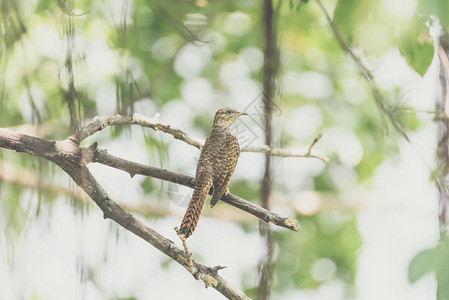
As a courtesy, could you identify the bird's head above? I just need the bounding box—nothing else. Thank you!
[213,107,247,128]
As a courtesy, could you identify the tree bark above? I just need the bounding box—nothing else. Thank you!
[437,31,449,236]
[436,30,449,300]
[258,0,279,298]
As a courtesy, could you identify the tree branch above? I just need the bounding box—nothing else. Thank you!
[0,125,300,231]
[315,0,409,141]
[1,107,313,296]
[92,147,300,231]
[0,159,261,223]
[259,0,278,297]
[0,127,251,299]
[69,113,328,161]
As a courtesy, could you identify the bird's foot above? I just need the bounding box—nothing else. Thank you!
[225,187,230,195]
[174,226,194,273]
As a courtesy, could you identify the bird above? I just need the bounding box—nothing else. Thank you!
[176,107,246,241]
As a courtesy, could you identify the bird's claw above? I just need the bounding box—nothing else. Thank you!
[174,226,194,273]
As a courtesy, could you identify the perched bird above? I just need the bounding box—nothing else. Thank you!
[176,107,246,241]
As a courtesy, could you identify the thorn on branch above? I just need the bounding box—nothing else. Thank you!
[306,133,323,155]
[125,215,133,229]
[163,240,173,253]
[207,265,227,275]
[193,270,201,280]
[89,141,99,150]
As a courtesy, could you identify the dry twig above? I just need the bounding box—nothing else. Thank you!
[70,113,328,161]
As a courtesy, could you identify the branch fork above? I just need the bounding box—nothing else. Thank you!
[0,111,326,299]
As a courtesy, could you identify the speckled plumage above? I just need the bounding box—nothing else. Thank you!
[177,108,245,239]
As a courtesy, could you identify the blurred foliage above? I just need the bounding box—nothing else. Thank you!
[0,0,439,298]
[333,0,438,76]
[417,0,449,28]
[275,212,361,290]
[409,236,449,298]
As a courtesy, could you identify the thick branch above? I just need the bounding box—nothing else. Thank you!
[92,148,300,231]
[0,126,300,232]
[0,160,258,223]
[0,127,250,299]
[0,159,88,200]
[68,166,249,299]
[70,113,328,161]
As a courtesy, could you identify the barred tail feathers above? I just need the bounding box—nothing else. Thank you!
[178,179,212,239]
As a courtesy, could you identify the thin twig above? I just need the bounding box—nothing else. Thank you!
[306,133,322,155]
[315,0,409,141]
[70,113,328,161]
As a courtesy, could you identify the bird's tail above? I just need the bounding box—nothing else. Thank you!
[177,178,212,239]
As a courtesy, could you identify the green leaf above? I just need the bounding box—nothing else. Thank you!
[141,177,156,194]
[408,247,437,282]
[398,17,433,76]
[409,238,449,285]
[333,0,359,41]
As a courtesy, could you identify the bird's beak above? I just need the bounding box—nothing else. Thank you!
[237,112,247,116]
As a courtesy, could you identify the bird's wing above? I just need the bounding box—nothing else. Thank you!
[210,138,240,208]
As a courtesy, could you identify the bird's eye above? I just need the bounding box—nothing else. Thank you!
[226,110,232,114]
